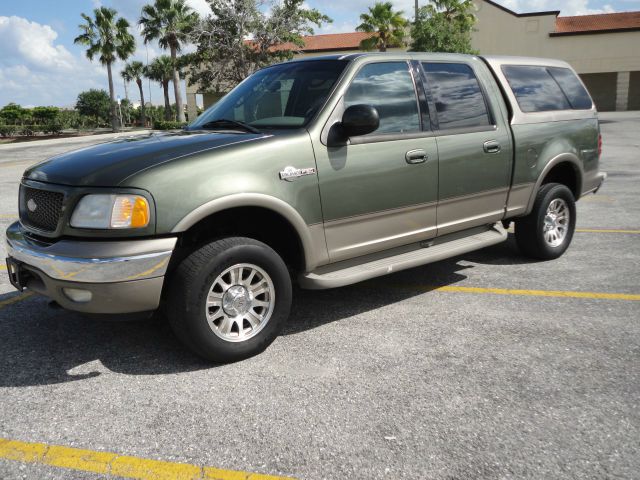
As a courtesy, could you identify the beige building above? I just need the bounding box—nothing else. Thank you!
[186,0,640,117]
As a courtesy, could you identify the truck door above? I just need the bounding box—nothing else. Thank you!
[420,61,512,236]
[312,61,439,262]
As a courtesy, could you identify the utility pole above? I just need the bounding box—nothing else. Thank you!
[415,0,419,23]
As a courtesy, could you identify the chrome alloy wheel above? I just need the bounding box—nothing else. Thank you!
[205,263,275,342]
[543,198,570,247]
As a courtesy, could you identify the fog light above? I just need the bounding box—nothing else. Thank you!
[63,288,93,303]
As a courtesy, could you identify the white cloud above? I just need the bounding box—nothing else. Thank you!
[0,16,76,71]
[0,15,126,107]
[0,12,180,108]
[317,20,358,34]
[185,0,211,17]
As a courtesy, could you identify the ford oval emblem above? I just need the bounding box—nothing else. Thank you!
[27,198,38,212]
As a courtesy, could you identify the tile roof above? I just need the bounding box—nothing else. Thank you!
[554,11,640,35]
[274,32,375,52]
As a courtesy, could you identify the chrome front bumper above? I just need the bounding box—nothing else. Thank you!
[5,222,176,314]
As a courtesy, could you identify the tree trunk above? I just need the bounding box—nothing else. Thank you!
[162,80,172,121]
[106,62,119,132]
[137,79,146,127]
[170,45,185,123]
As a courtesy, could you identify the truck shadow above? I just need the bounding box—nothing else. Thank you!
[0,238,535,387]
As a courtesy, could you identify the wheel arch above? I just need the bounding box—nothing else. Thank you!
[171,194,327,272]
[526,154,583,214]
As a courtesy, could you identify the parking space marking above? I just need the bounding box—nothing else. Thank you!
[0,292,33,309]
[576,228,640,234]
[430,286,640,301]
[0,437,296,480]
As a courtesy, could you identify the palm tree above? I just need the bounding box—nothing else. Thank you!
[121,61,147,127]
[139,0,199,123]
[357,2,408,52]
[75,7,135,131]
[145,56,175,121]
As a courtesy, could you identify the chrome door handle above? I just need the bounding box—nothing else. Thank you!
[483,140,501,154]
[405,149,428,164]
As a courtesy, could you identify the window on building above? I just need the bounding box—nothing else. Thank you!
[344,62,420,135]
[422,62,492,130]
[502,65,575,112]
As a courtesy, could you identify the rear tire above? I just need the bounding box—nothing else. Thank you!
[167,237,292,362]
[515,183,576,260]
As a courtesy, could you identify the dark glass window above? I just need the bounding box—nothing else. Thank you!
[190,60,347,130]
[502,65,573,112]
[548,67,593,110]
[344,62,420,134]
[422,62,492,129]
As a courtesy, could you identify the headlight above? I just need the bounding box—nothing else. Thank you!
[70,194,150,229]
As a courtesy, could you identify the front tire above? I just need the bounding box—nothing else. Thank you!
[167,237,292,362]
[515,183,576,260]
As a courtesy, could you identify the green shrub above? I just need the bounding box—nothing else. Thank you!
[153,120,187,130]
[21,125,36,136]
[43,122,63,135]
[0,125,17,137]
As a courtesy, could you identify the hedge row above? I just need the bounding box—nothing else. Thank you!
[0,123,64,137]
[153,120,187,130]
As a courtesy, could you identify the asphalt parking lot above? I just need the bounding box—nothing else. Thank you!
[0,114,638,480]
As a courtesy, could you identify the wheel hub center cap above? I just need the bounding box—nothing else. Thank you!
[544,214,557,230]
[222,285,251,316]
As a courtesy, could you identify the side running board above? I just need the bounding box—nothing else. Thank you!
[299,223,507,290]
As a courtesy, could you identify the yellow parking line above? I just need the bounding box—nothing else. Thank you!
[0,264,6,270]
[0,291,33,309]
[0,214,17,219]
[576,228,640,234]
[0,437,295,480]
[430,285,640,301]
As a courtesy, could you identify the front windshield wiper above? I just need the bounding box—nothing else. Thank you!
[195,119,262,134]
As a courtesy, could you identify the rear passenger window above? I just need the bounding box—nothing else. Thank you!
[547,67,593,110]
[344,62,420,134]
[502,65,576,112]
[422,63,492,130]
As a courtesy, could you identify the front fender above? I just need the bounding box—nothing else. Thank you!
[171,193,328,271]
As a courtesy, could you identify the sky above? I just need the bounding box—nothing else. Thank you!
[1,0,639,108]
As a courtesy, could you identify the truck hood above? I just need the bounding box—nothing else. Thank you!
[24,130,270,187]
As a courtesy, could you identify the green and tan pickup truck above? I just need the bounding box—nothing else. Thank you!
[6,53,606,361]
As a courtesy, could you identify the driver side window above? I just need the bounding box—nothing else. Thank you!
[344,62,420,135]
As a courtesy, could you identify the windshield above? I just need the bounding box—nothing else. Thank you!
[189,60,348,131]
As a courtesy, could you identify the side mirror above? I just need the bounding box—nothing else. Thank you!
[341,104,379,138]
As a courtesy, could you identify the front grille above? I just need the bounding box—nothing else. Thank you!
[20,186,64,232]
